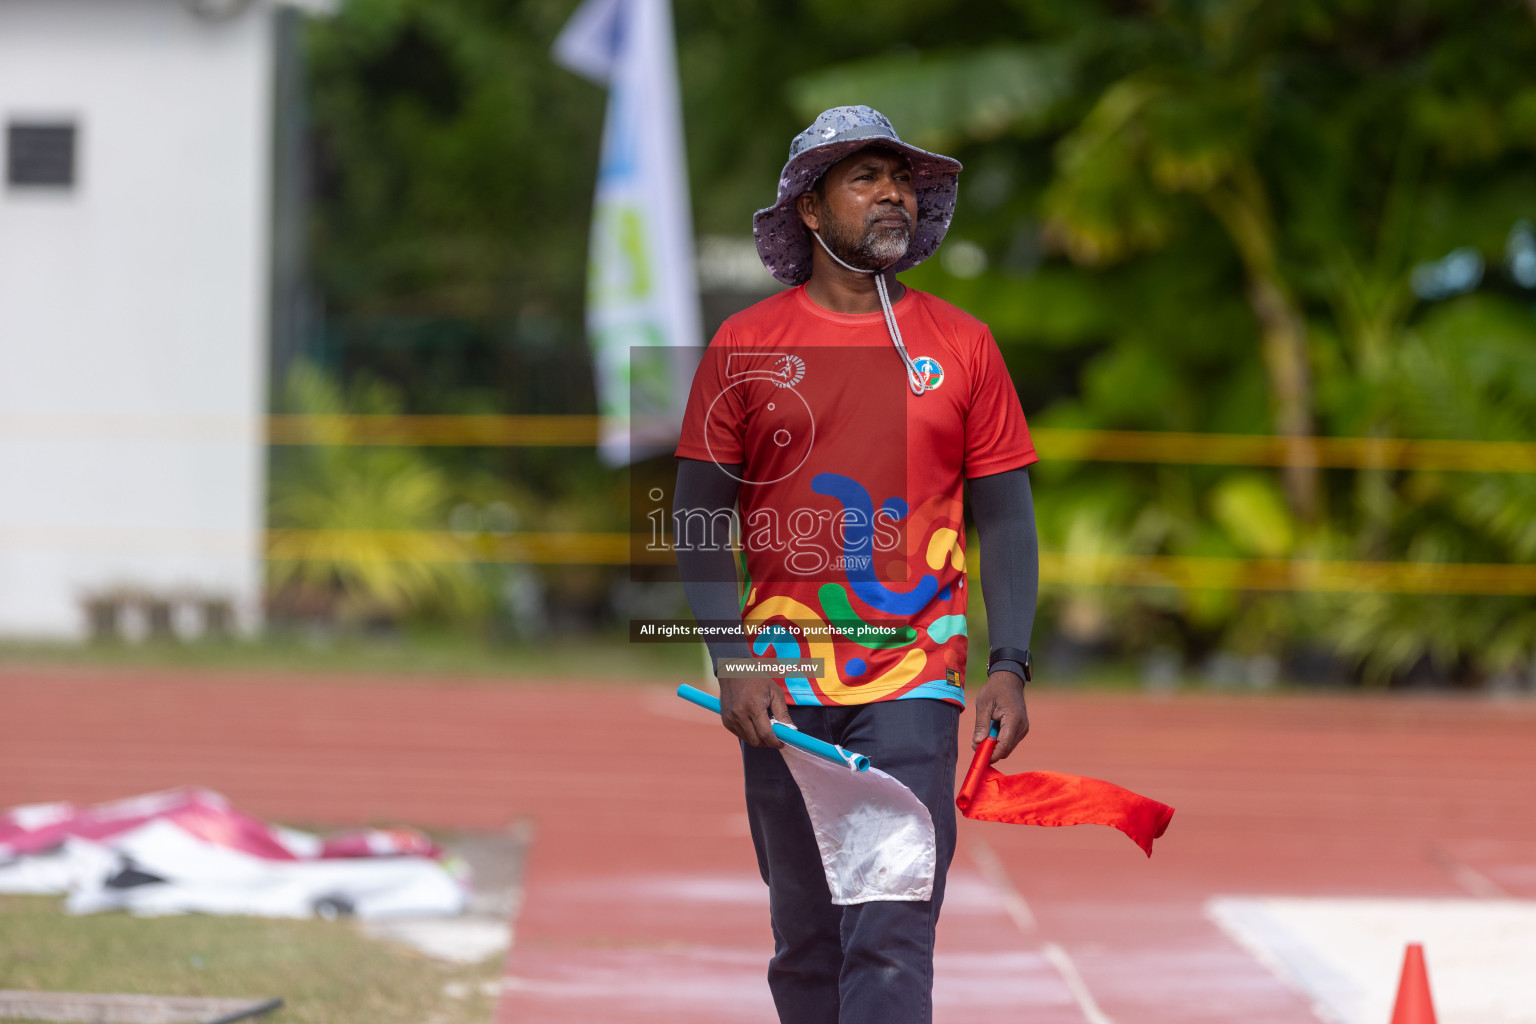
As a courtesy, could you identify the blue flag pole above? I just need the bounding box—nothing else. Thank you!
[676,684,870,772]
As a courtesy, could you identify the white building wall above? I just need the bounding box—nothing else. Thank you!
[0,0,274,636]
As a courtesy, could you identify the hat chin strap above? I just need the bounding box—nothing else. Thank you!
[811,230,927,396]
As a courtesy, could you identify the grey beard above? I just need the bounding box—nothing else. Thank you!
[822,211,912,271]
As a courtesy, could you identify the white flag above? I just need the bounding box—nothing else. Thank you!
[780,745,937,904]
[555,0,701,464]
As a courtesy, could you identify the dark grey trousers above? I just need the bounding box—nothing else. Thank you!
[741,698,961,1024]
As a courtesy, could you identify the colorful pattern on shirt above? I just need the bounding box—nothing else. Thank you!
[676,286,1036,707]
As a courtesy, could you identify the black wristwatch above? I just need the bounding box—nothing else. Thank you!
[987,646,1032,683]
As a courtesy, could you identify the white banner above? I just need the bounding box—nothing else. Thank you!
[555,0,701,464]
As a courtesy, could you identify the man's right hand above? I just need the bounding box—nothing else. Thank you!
[719,677,790,748]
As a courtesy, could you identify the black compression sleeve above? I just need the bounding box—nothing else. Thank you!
[672,457,752,667]
[970,467,1040,684]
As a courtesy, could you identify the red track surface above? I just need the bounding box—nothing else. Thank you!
[3,666,1534,1023]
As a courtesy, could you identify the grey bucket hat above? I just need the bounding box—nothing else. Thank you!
[753,105,963,287]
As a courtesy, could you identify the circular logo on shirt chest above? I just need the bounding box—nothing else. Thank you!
[912,356,944,391]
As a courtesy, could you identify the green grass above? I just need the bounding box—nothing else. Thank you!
[0,895,500,1024]
[0,629,704,684]
[0,626,1258,693]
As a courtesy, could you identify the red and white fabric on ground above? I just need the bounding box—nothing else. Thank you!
[0,788,465,919]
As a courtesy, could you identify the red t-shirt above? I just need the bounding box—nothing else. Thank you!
[675,284,1036,706]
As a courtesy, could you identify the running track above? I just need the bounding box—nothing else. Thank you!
[2,666,1534,1023]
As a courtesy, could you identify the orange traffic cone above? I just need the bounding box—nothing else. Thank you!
[1388,943,1437,1024]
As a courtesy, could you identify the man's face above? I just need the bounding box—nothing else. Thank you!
[798,147,917,272]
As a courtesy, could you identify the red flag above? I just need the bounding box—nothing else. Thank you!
[956,730,1175,857]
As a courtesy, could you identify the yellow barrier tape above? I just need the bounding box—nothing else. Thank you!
[1031,552,1536,595]
[267,414,602,447]
[265,529,661,566]
[7,415,1532,471]
[264,416,1536,472]
[262,530,1536,594]
[1030,428,1536,472]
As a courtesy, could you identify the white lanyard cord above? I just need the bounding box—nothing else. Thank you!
[811,230,927,396]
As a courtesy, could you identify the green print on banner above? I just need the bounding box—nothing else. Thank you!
[594,322,668,419]
[590,200,667,421]
[589,201,652,305]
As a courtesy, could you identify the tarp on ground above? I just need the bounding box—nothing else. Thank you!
[0,788,465,919]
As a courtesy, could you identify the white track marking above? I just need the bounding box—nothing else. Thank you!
[970,840,1113,1022]
[1209,895,1536,1024]
[967,836,1037,933]
[1429,845,1510,899]
[1043,942,1117,1024]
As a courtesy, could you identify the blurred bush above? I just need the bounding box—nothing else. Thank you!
[1325,295,1536,683]
[267,363,486,629]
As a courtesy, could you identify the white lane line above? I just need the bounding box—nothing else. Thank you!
[1043,942,1117,1024]
[968,836,1037,933]
[1429,844,1510,899]
[969,838,1114,1024]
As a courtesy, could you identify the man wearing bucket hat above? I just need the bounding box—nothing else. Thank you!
[673,105,1041,1023]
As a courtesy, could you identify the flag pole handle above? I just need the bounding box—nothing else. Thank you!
[956,721,1000,814]
[676,684,871,771]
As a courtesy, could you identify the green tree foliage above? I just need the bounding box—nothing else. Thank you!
[306,0,602,317]
[792,0,1536,682]
[1327,295,1536,683]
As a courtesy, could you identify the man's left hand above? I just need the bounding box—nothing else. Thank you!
[971,671,1029,763]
